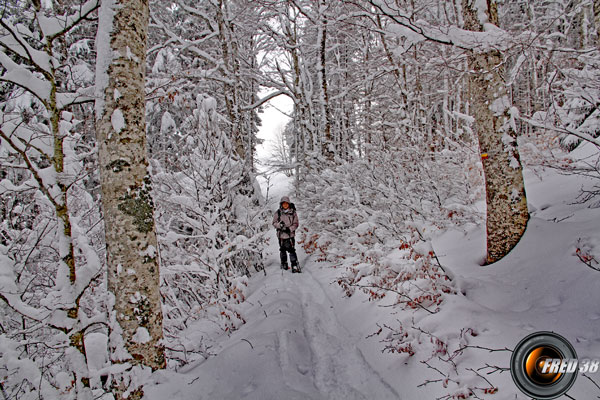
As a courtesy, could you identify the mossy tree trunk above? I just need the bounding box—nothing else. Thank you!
[95,0,165,397]
[462,0,530,264]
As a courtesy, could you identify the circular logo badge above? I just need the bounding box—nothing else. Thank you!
[511,332,578,399]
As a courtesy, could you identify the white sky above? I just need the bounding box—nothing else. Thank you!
[256,91,293,164]
[255,91,294,203]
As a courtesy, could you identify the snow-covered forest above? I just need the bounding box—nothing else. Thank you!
[0,0,599,399]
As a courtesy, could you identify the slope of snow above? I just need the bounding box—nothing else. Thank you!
[428,165,600,399]
[145,154,600,399]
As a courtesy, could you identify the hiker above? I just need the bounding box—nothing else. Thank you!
[273,196,300,273]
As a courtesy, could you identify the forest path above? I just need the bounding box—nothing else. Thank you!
[277,250,400,400]
[145,240,400,400]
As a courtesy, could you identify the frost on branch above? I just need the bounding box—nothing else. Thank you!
[299,144,481,311]
[0,1,109,398]
[150,93,267,367]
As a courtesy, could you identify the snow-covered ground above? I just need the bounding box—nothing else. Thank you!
[145,148,600,400]
[146,244,403,400]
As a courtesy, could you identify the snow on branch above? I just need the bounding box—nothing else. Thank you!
[174,0,216,28]
[520,114,600,148]
[0,127,59,208]
[0,19,53,74]
[368,0,529,53]
[149,10,221,69]
[240,90,291,111]
[56,89,96,110]
[0,251,67,328]
[37,0,100,41]
[0,51,51,104]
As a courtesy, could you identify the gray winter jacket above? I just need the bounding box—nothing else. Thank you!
[272,196,299,240]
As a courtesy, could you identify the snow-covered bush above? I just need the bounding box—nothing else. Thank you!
[151,96,268,367]
[297,139,486,393]
[299,142,482,308]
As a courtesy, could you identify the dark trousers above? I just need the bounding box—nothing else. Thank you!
[279,237,298,267]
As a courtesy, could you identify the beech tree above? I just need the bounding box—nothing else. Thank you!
[596,0,600,41]
[351,0,530,263]
[95,0,165,396]
[461,0,529,263]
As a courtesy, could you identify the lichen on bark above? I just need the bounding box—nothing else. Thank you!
[131,295,152,326]
[117,182,154,233]
[108,159,131,173]
[95,0,165,394]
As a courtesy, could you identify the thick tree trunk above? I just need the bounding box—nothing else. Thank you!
[95,0,165,396]
[595,0,600,44]
[462,0,529,264]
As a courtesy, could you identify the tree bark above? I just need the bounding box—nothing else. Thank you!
[95,0,165,396]
[595,0,600,45]
[318,0,333,160]
[462,0,529,264]
[216,0,244,159]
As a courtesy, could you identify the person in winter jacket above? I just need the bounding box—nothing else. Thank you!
[272,196,299,272]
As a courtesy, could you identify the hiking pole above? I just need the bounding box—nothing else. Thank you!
[277,235,284,277]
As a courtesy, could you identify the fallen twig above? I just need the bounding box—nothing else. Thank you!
[241,338,254,349]
[352,283,438,314]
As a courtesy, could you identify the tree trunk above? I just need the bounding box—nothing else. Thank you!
[595,0,600,44]
[95,0,165,396]
[216,0,244,160]
[462,0,529,264]
[318,1,333,160]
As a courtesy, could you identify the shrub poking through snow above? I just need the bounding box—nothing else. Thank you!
[574,237,600,272]
[335,227,454,314]
[371,321,505,399]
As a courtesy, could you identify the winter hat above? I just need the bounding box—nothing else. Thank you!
[280,196,291,205]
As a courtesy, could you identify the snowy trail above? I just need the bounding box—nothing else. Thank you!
[146,245,400,400]
[291,257,399,399]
